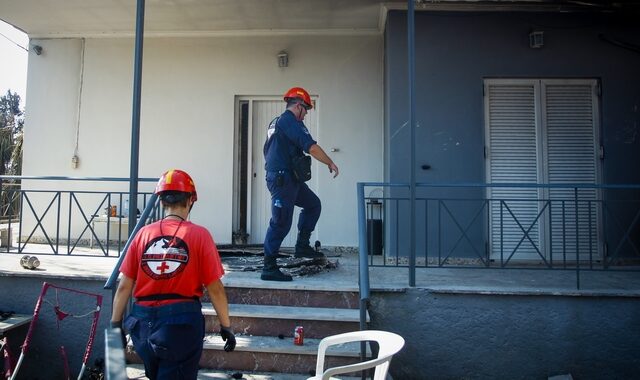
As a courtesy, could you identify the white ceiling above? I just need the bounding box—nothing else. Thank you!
[0,0,635,38]
[0,0,403,38]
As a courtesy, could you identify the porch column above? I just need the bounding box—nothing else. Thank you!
[128,0,145,235]
[408,0,416,286]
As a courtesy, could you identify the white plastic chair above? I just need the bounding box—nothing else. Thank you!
[307,330,405,380]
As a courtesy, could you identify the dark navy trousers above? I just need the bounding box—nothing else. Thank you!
[264,171,321,257]
[125,301,204,380]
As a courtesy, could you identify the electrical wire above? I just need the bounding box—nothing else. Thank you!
[599,33,640,54]
[0,30,27,52]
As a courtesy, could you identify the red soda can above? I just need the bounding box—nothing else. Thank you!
[294,326,304,345]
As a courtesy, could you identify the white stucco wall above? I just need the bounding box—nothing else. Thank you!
[22,34,383,246]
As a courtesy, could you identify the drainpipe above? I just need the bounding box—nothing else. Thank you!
[128,0,145,236]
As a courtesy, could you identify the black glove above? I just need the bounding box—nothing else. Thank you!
[110,320,127,349]
[219,325,236,352]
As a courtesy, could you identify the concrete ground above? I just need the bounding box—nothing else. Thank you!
[1,243,639,297]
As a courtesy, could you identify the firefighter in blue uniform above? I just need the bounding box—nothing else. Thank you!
[261,87,339,281]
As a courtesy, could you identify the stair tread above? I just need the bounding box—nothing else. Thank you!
[203,333,364,357]
[127,364,362,379]
[203,303,370,322]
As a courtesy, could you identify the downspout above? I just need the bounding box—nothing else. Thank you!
[128,0,145,236]
[72,38,85,169]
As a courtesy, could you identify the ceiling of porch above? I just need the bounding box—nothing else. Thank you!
[0,0,637,38]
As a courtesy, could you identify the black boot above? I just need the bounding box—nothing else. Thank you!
[294,230,325,259]
[261,256,292,281]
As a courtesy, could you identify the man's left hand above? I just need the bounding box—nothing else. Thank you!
[220,325,236,352]
[110,320,127,349]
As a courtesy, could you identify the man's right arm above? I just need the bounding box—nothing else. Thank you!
[111,275,134,323]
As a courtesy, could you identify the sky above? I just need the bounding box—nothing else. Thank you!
[0,20,29,104]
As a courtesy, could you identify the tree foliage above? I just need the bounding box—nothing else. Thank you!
[0,89,23,176]
[0,90,24,219]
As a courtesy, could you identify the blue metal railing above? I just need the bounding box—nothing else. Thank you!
[0,175,159,257]
[104,193,157,290]
[357,181,640,301]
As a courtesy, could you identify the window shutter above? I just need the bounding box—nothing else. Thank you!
[543,82,599,260]
[486,82,542,260]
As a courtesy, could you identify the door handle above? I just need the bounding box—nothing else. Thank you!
[421,164,431,170]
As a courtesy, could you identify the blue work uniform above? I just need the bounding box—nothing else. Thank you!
[263,109,321,257]
[125,301,204,379]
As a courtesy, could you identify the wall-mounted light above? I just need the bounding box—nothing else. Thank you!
[529,31,544,49]
[277,51,288,68]
[32,45,43,55]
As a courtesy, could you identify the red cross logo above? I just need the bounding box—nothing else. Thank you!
[156,261,170,274]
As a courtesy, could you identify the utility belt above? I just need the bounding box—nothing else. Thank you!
[132,296,202,319]
[266,169,290,175]
[136,293,200,302]
[267,155,311,184]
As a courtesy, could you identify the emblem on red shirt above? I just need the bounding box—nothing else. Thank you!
[141,236,189,280]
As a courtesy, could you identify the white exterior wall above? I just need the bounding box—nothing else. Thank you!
[22,34,383,246]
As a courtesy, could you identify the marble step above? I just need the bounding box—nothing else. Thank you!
[205,287,361,309]
[127,334,369,375]
[199,334,368,374]
[202,303,368,338]
[204,303,366,322]
[126,364,363,379]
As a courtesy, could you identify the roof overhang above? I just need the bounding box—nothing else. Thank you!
[1,0,636,39]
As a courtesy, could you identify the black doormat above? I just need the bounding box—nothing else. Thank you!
[218,245,339,277]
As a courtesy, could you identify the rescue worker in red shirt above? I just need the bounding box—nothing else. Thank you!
[110,169,235,379]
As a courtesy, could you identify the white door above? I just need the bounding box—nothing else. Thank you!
[245,98,319,247]
[484,79,601,261]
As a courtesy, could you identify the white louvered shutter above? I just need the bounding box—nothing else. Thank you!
[485,79,601,262]
[543,81,600,261]
[485,81,542,260]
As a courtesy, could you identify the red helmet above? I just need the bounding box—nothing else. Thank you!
[155,169,197,202]
[283,87,313,109]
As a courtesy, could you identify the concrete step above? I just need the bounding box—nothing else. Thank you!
[205,287,361,309]
[127,334,368,375]
[199,334,368,374]
[127,364,363,379]
[202,303,369,338]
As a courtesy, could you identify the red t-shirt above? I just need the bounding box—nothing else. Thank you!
[120,219,225,306]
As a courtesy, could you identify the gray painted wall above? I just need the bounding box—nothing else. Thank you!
[0,276,113,380]
[383,11,640,259]
[371,289,640,379]
[385,10,640,184]
[2,275,639,379]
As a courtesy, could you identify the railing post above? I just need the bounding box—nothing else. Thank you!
[357,183,370,303]
[357,182,370,380]
[574,187,580,289]
[18,191,23,253]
